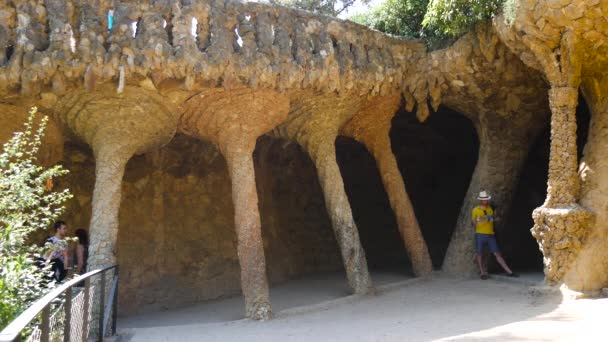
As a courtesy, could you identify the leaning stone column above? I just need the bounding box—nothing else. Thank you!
[341,95,432,276]
[273,93,372,294]
[179,89,289,320]
[531,87,593,284]
[443,116,534,275]
[308,140,373,293]
[55,86,179,271]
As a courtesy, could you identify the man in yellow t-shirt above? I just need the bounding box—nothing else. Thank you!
[473,191,518,280]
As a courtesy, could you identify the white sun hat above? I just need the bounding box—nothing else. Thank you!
[477,191,492,200]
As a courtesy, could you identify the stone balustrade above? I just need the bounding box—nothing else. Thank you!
[0,0,425,104]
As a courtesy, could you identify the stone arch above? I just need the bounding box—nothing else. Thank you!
[390,106,479,269]
[335,136,410,273]
[253,135,343,286]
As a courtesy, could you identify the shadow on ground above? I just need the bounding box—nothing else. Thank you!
[118,269,411,329]
[114,272,577,342]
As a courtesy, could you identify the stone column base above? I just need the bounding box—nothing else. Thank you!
[532,205,593,283]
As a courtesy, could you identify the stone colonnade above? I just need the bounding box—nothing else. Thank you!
[52,87,439,319]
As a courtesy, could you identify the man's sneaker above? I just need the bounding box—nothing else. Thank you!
[480,274,489,280]
[506,272,519,278]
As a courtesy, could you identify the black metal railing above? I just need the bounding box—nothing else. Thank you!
[0,265,119,342]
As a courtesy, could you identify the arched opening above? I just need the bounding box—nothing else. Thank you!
[254,136,349,311]
[390,107,479,269]
[117,134,241,315]
[335,136,411,279]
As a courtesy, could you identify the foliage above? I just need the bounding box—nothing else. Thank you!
[350,0,429,38]
[0,108,72,330]
[270,0,367,17]
[423,0,503,37]
[350,0,456,49]
[350,0,506,49]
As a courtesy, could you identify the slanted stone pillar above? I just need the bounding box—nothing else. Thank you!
[179,88,289,320]
[55,86,179,271]
[532,87,593,284]
[341,95,432,276]
[443,116,535,275]
[273,94,372,294]
[306,139,373,293]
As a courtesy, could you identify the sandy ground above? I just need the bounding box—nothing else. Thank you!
[117,272,608,342]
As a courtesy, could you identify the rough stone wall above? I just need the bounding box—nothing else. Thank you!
[0,103,63,166]
[57,135,342,315]
[564,75,608,292]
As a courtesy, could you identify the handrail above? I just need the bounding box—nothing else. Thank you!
[0,265,118,342]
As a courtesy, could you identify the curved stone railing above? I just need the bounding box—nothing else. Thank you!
[0,0,425,101]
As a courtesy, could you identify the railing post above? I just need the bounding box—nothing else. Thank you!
[98,272,106,341]
[40,305,50,342]
[111,266,119,336]
[82,278,91,342]
[63,288,72,342]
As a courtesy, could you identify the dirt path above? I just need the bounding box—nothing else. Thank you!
[118,274,607,341]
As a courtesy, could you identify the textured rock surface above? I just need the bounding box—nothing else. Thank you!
[564,75,608,292]
[0,103,63,166]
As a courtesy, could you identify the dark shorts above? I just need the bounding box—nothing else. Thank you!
[475,233,500,254]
